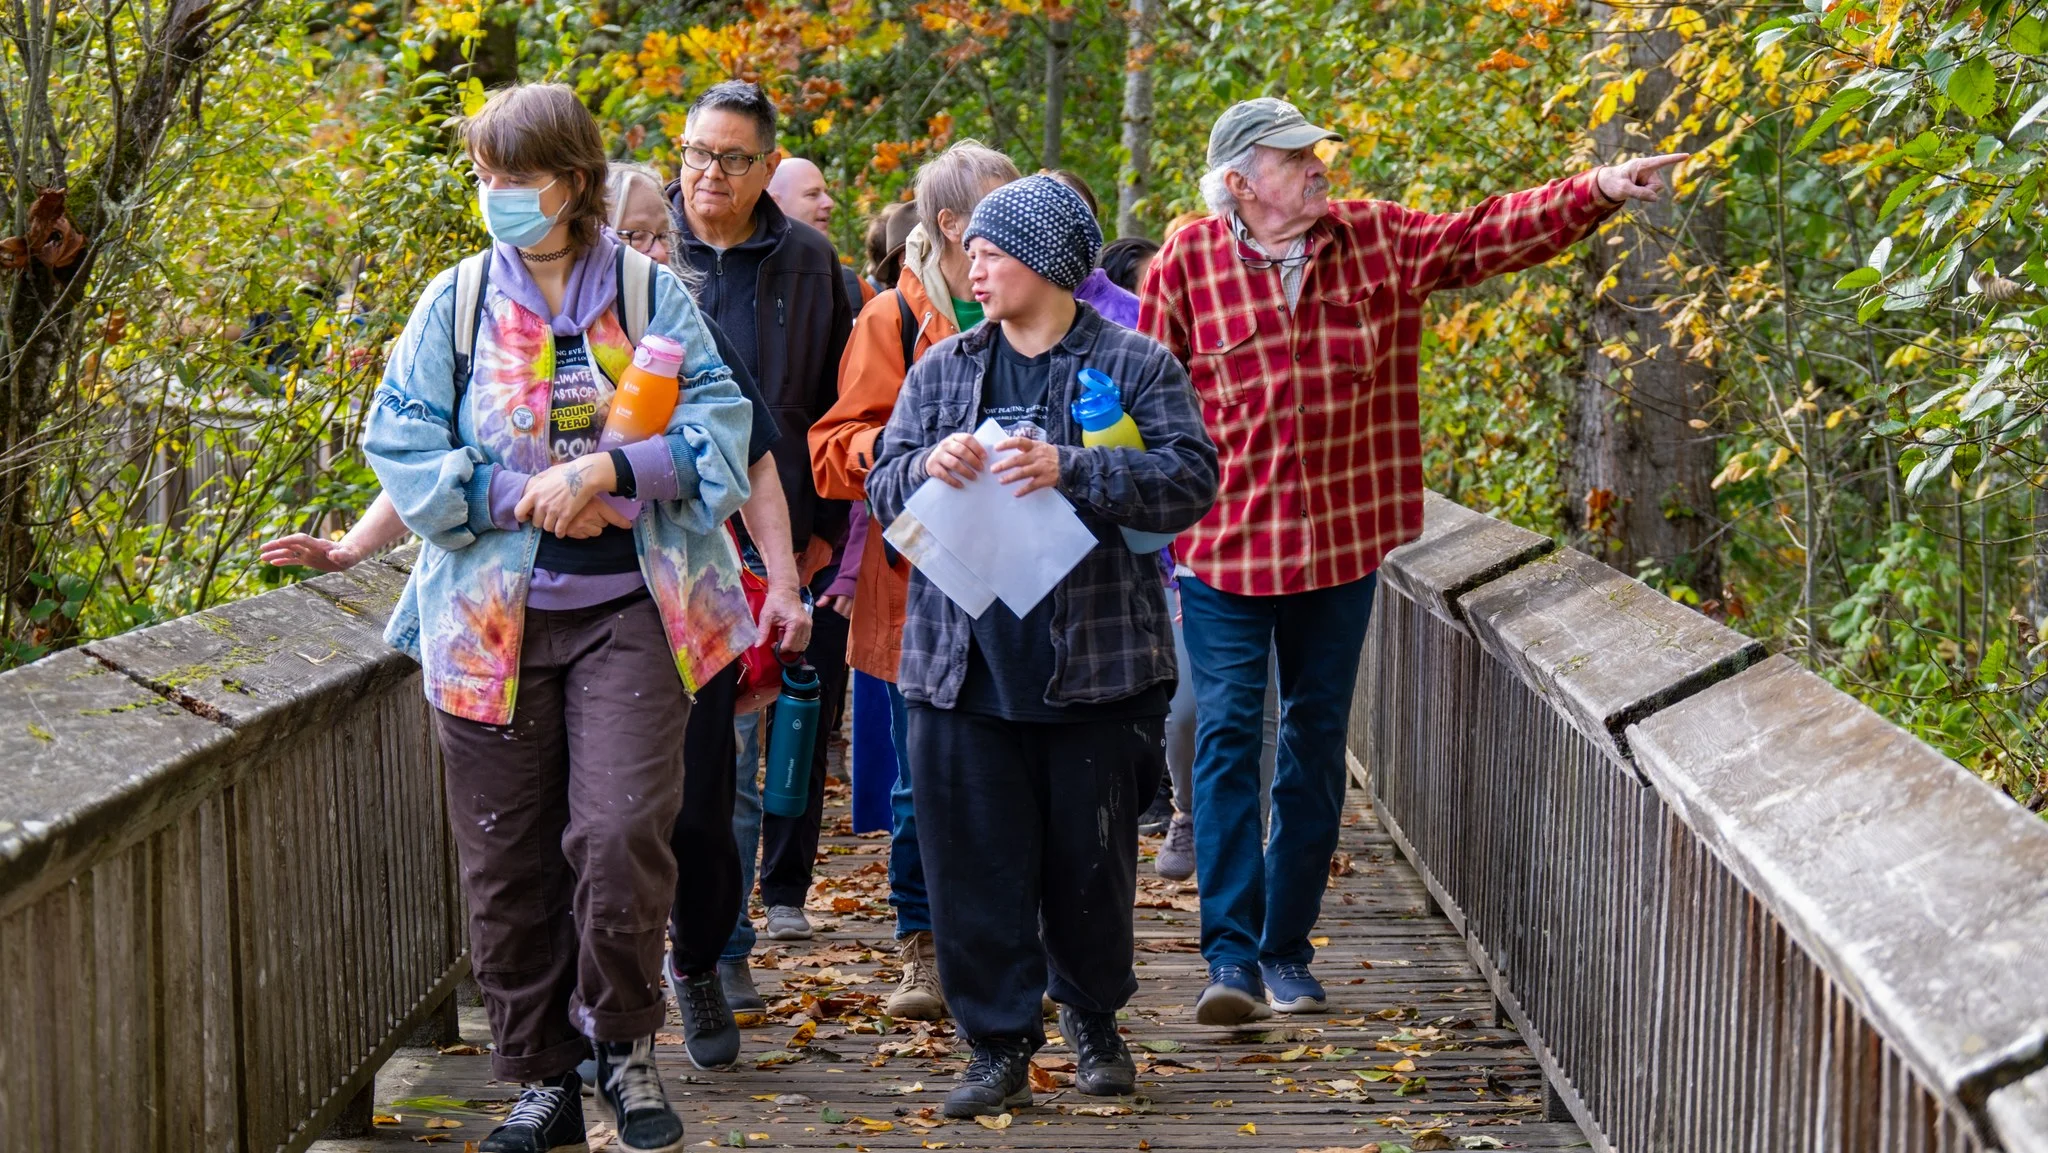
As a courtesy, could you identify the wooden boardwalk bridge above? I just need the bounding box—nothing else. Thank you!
[5,493,2047,1152]
[307,777,1590,1152]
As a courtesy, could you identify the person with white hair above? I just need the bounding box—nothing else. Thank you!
[1142,97,1687,1027]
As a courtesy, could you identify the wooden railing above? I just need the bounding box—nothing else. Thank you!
[1351,492,2048,1153]
[0,547,464,1151]
[7,490,2046,1150]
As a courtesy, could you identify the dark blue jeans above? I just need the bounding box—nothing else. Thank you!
[1178,572,1377,971]
[885,681,932,937]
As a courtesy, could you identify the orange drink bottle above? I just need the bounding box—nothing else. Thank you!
[595,333,685,519]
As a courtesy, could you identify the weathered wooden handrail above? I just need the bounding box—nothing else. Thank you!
[1351,492,2048,1152]
[0,548,464,1151]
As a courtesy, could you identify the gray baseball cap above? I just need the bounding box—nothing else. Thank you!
[1206,98,1342,168]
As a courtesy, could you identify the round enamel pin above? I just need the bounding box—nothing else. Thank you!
[512,405,536,431]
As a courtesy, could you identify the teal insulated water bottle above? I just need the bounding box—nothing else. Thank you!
[762,661,823,818]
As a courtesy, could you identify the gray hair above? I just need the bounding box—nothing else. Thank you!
[688,80,778,152]
[606,161,704,294]
[1199,144,1261,215]
[914,139,1021,247]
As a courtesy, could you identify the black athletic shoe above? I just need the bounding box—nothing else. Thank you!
[718,956,767,1013]
[594,1037,685,1153]
[1058,1005,1136,1096]
[1137,780,1174,836]
[668,955,740,1070]
[942,1037,1034,1118]
[479,1073,587,1152]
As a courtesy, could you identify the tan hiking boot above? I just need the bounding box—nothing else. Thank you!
[886,931,947,1020]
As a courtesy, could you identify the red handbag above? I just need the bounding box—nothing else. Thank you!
[732,527,786,714]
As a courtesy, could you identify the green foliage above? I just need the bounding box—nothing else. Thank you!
[10,0,2046,810]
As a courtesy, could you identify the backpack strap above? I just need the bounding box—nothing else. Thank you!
[894,289,917,369]
[616,244,656,347]
[449,249,492,447]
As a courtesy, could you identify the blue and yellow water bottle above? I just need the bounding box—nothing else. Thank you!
[1071,368,1177,553]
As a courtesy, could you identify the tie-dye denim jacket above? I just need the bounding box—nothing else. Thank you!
[364,261,758,725]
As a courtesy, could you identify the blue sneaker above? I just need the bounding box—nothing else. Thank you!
[1261,961,1327,1014]
[1195,962,1274,1025]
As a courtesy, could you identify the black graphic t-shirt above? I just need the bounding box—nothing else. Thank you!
[535,334,638,575]
[954,324,1168,723]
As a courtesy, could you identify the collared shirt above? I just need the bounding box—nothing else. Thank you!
[1229,213,1309,309]
[1141,172,1616,596]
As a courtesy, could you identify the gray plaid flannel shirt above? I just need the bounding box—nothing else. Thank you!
[866,304,1219,710]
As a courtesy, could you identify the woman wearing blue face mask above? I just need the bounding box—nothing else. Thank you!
[361,83,757,1153]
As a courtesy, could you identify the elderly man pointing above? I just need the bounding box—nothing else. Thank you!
[1141,97,1684,1025]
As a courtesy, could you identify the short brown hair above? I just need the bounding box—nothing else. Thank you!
[463,84,610,251]
[1043,169,1099,218]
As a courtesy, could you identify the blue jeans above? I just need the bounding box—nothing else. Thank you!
[885,682,932,937]
[1179,572,1377,971]
[722,710,764,962]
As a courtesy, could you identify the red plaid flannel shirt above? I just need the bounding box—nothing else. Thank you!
[1141,171,1616,596]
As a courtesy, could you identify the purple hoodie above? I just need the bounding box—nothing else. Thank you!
[1074,267,1140,329]
[485,235,684,609]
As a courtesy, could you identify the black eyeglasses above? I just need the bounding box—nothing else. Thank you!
[618,228,680,253]
[682,146,770,177]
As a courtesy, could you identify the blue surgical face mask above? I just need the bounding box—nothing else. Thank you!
[477,177,561,249]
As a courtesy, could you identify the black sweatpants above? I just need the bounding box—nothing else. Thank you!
[757,595,851,908]
[669,659,742,977]
[907,705,1165,1047]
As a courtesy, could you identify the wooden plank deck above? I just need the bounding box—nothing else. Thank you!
[314,737,1589,1153]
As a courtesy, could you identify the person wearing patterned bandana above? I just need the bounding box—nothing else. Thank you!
[865,174,1218,1119]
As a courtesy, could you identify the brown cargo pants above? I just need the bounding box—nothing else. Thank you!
[434,591,690,1083]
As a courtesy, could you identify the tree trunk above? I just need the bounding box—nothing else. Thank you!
[1042,14,1072,171]
[0,0,249,655]
[1116,0,1157,238]
[1565,16,1722,602]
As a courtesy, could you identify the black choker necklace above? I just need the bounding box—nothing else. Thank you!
[521,245,572,263]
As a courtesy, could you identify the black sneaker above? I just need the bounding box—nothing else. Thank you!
[667,954,740,1070]
[1138,779,1174,836]
[1058,1005,1136,1096]
[479,1073,587,1152]
[942,1037,1034,1118]
[718,956,766,1013]
[594,1037,685,1153]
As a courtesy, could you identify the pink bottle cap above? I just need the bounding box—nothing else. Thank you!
[634,333,685,377]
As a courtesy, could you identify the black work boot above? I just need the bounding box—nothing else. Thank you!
[942,1036,1034,1118]
[1059,1004,1137,1096]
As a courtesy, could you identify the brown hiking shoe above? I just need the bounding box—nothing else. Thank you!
[886,931,947,1020]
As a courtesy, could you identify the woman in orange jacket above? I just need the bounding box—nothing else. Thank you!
[809,140,1019,1021]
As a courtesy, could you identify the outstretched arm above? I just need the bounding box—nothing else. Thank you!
[1389,153,1689,297]
[260,490,411,572]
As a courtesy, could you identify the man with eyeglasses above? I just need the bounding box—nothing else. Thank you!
[1140,97,1687,1026]
[663,79,856,1047]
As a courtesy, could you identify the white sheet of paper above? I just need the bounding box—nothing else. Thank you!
[882,506,998,618]
[893,419,1100,617]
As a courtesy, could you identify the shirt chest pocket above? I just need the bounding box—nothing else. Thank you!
[1190,312,1264,408]
[918,398,974,438]
[1316,288,1380,380]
